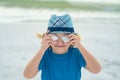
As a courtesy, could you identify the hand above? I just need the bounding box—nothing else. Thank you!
[41,31,52,50]
[68,34,81,48]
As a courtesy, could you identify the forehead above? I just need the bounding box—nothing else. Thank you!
[52,33,69,36]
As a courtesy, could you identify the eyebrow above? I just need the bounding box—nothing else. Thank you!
[52,33,57,35]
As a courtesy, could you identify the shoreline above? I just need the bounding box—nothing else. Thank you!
[0,7,120,23]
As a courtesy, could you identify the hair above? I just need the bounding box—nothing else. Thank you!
[35,33,44,39]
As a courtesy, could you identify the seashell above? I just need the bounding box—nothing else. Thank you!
[51,35,58,41]
[62,36,69,42]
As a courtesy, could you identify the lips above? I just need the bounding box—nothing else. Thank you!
[56,45,65,48]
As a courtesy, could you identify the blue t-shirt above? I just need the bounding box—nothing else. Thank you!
[38,47,86,80]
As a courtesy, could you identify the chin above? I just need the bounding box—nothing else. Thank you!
[51,45,69,53]
[55,47,68,54]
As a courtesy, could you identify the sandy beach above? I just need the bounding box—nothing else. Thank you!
[0,7,120,80]
[0,21,120,80]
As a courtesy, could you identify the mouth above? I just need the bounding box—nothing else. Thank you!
[56,45,65,48]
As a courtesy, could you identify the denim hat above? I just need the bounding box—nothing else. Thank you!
[47,14,75,34]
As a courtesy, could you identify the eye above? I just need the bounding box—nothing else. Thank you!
[51,35,58,41]
[62,36,69,42]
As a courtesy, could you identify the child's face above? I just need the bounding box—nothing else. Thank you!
[51,33,71,54]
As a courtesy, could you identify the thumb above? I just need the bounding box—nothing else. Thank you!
[68,41,74,46]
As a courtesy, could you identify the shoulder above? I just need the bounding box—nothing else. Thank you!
[42,48,52,58]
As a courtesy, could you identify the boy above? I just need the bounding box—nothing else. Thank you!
[23,14,101,80]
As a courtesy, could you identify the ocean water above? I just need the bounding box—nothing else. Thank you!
[0,7,120,80]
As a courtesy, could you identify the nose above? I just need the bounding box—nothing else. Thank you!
[57,38,64,45]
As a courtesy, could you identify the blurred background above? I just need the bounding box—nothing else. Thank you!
[0,0,120,80]
[0,0,120,22]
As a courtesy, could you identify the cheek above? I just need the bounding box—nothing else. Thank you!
[52,41,57,45]
[51,42,69,47]
[64,43,68,45]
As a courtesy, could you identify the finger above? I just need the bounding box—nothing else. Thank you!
[69,36,76,41]
[69,34,80,38]
[69,35,80,41]
[69,40,78,48]
[42,36,52,42]
[69,35,78,42]
[70,39,76,43]
[68,40,74,45]
[68,34,78,39]
[68,34,74,37]
[48,40,53,46]
[45,35,53,40]
[43,33,52,39]
[46,39,53,43]
[42,39,53,46]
